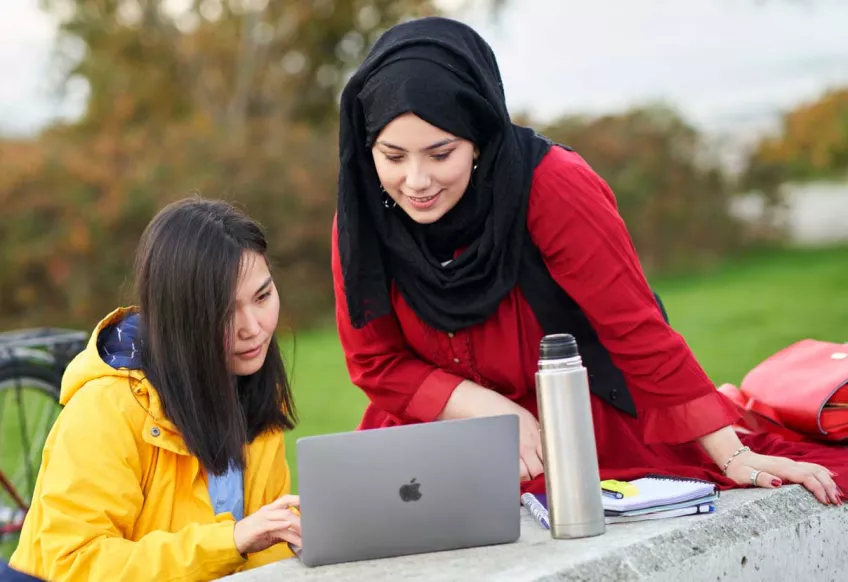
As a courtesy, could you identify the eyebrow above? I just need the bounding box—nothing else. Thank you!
[254,276,273,296]
[376,138,460,152]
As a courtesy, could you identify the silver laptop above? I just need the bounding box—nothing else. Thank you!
[295,414,520,567]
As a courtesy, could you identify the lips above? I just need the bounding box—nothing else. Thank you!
[406,189,443,210]
[408,193,438,202]
[236,344,263,358]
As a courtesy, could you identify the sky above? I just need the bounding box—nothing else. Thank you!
[2,0,848,141]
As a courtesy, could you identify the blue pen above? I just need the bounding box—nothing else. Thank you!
[602,490,624,500]
[521,493,550,530]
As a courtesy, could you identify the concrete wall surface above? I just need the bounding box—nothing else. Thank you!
[223,485,846,582]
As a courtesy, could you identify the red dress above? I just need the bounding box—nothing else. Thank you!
[331,146,848,493]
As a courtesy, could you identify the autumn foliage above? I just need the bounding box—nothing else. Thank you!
[538,106,741,273]
[0,119,340,329]
[4,1,839,331]
[742,87,848,199]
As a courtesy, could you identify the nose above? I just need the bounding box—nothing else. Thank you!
[237,308,261,340]
[405,162,431,191]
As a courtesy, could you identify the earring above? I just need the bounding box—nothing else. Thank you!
[381,186,397,209]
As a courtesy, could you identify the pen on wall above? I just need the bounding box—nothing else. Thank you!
[521,493,550,530]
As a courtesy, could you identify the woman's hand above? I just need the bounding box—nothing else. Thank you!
[439,380,544,482]
[725,452,843,505]
[233,495,302,556]
[699,426,843,505]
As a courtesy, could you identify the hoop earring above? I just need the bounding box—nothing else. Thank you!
[470,162,478,188]
[381,186,397,209]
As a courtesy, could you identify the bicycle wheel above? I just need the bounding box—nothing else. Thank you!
[0,358,63,554]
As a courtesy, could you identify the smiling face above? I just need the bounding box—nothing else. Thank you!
[371,113,477,225]
[226,250,280,376]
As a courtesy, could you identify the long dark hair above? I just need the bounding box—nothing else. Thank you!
[133,197,297,475]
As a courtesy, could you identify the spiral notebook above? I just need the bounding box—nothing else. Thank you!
[604,503,716,524]
[524,474,718,523]
[602,474,718,514]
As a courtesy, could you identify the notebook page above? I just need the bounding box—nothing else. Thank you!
[602,475,717,513]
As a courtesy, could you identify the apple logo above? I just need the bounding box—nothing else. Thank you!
[398,478,422,502]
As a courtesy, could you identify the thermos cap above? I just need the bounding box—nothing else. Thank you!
[539,333,579,360]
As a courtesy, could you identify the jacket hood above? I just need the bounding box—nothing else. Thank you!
[61,307,182,443]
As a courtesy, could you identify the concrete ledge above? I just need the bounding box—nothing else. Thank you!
[225,485,847,581]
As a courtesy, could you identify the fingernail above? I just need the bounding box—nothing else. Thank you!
[771,479,782,487]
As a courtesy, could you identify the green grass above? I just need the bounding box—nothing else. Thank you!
[1,244,846,561]
[651,244,848,387]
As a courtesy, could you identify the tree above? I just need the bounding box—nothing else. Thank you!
[2,0,476,329]
[40,0,450,137]
[742,87,848,190]
[539,105,742,272]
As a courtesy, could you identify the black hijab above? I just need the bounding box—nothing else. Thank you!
[337,16,552,332]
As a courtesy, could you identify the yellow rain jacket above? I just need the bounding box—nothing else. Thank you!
[10,307,295,581]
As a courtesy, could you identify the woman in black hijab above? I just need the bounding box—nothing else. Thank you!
[332,16,846,503]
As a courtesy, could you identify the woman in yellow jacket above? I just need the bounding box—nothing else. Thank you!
[10,197,302,581]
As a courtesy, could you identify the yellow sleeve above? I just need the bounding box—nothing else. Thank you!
[22,382,247,581]
[241,433,296,570]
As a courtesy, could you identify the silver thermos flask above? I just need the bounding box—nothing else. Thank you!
[535,333,606,539]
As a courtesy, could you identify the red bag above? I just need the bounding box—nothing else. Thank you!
[718,339,848,442]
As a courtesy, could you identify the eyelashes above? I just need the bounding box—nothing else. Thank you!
[384,150,454,163]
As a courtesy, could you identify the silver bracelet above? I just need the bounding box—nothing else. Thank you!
[721,445,751,475]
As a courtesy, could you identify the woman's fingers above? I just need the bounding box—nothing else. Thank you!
[265,508,301,523]
[534,429,545,467]
[752,469,781,489]
[773,464,830,504]
[812,470,842,505]
[802,472,831,505]
[265,519,301,536]
[270,495,300,510]
[802,464,843,505]
[519,458,530,482]
[280,529,303,548]
[521,445,544,480]
[776,462,841,505]
[734,455,844,506]
[522,415,544,479]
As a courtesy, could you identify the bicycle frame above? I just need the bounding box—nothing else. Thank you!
[0,471,27,536]
[0,328,88,367]
[0,327,87,542]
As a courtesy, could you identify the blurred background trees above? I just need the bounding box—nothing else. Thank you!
[2,0,446,327]
[1,0,846,330]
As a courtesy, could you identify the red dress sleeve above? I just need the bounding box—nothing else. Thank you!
[331,215,463,423]
[526,148,741,444]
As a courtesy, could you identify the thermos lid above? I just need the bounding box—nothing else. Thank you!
[539,333,579,360]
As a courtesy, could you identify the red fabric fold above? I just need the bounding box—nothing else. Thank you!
[404,368,465,423]
[639,389,743,445]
